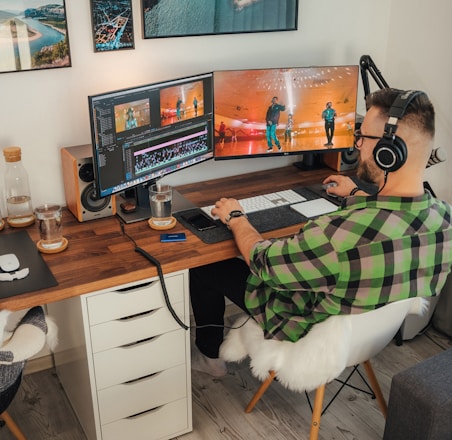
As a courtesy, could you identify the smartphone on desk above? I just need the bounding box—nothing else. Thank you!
[181,211,217,231]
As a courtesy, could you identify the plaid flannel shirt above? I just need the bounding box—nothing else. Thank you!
[245,192,452,342]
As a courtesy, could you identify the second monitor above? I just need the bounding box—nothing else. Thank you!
[213,65,359,165]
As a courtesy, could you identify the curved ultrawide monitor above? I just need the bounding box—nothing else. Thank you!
[88,72,214,200]
[213,65,359,160]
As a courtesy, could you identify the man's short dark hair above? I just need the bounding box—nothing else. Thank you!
[366,88,435,138]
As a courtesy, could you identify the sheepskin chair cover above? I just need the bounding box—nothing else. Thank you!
[220,298,427,394]
[220,313,352,393]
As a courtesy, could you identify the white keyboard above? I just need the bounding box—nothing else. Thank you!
[201,189,306,219]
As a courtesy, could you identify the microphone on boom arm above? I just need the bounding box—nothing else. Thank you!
[427,147,447,168]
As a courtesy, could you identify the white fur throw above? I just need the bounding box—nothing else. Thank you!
[220,298,427,393]
[220,313,352,393]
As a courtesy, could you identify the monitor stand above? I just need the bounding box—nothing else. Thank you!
[293,152,325,171]
[116,185,197,224]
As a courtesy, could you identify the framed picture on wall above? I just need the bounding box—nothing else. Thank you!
[0,0,71,74]
[90,0,134,52]
[142,0,298,39]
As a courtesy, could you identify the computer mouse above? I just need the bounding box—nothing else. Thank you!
[322,182,338,190]
[0,253,20,272]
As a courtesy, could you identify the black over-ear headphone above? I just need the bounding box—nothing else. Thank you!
[373,90,424,172]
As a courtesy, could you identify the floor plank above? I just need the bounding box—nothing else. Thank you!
[2,320,451,440]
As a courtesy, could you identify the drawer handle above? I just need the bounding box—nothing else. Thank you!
[116,280,156,293]
[127,404,163,419]
[118,308,159,321]
[120,334,160,348]
[124,370,161,385]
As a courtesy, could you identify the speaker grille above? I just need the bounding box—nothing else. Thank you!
[81,183,111,212]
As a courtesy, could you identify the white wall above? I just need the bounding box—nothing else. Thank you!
[2,0,449,216]
[383,0,452,202]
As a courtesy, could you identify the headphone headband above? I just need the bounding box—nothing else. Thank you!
[374,89,425,173]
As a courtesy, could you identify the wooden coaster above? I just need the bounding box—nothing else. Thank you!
[148,216,177,230]
[7,217,35,228]
[37,237,68,254]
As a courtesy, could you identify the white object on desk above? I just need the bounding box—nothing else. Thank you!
[0,268,29,282]
[0,253,20,272]
[290,198,338,218]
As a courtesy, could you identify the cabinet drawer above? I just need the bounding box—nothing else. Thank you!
[94,329,186,390]
[98,364,187,425]
[101,397,190,440]
[90,302,185,353]
[87,273,185,325]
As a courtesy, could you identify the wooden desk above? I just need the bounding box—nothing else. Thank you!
[1,165,341,440]
[0,165,336,311]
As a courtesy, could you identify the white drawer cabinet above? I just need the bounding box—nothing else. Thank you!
[48,270,192,440]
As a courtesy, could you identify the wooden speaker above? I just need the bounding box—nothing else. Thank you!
[61,144,116,222]
[323,149,359,172]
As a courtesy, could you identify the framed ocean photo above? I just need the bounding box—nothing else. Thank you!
[0,0,71,74]
[142,0,298,39]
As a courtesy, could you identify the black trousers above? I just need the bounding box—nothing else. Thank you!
[189,258,250,358]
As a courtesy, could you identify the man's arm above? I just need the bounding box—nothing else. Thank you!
[211,198,263,265]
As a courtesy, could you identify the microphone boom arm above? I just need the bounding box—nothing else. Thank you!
[360,55,390,97]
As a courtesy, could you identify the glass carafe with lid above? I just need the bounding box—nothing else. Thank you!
[3,146,35,227]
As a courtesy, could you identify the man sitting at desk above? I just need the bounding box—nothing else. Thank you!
[189,88,452,377]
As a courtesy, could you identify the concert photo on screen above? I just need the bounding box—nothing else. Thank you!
[213,65,359,160]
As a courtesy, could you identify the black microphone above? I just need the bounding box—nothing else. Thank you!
[427,147,447,168]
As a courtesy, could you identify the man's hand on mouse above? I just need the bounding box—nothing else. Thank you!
[322,175,358,198]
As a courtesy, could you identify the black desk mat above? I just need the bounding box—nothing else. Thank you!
[0,230,58,299]
[174,186,324,244]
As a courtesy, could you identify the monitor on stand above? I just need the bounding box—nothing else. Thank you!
[88,72,214,223]
[212,65,359,170]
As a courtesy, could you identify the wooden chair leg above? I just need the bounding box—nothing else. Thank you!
[0,411,26,440]
[362,360,388,418]
[309,384,325,440]
[245,370,277,413]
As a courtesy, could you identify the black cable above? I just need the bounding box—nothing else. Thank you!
[117,217,253,332]
[134,246,189,330]
[376,170,389,195]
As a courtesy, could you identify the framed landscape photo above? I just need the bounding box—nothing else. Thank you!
[0,0,71,74]
[142,0,298,39]
[90,0,134,52]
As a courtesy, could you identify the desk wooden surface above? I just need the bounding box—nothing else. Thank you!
[0,165,337,311]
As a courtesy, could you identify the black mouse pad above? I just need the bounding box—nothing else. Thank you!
[0,230,58,299]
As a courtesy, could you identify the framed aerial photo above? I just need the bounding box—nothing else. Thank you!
[0,0,71,74]
[90,0,134,52]
[142,0,298,39]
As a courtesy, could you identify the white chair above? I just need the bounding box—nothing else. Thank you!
[0,306,57,440]
[220,297,426,440]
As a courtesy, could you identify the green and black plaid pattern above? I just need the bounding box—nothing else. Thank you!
[245,193,452,342]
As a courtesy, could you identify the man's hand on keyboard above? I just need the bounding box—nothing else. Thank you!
[211,198,244,225]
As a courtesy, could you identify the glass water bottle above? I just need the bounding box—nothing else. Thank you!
[3,146,35,227]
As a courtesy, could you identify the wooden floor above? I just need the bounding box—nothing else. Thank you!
[3,311,451,440]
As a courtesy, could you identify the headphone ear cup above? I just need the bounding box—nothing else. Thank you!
[373,135,407,172]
